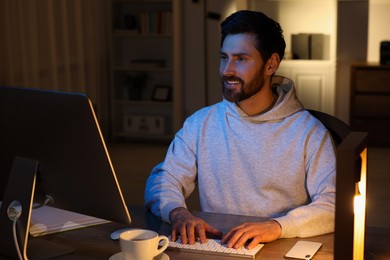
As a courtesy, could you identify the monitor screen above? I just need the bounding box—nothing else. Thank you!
[0,86,131,257]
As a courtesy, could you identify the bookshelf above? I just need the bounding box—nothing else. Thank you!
[109,0,182,142]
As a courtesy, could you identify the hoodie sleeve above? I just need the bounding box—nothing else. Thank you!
[144,127,198,223]
[273,129,336,238]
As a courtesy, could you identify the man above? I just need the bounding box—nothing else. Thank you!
[144,10,336,250]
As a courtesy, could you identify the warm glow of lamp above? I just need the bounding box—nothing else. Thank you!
[353,148,367,260]
[334,132,368,260]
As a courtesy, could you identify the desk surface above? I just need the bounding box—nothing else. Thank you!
[34,205,335,260]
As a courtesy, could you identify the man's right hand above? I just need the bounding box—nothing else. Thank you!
[169,207,222,245]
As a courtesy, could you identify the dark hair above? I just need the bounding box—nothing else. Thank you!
[220,10,286,62]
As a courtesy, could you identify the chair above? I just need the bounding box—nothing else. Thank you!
[307,109,351,146]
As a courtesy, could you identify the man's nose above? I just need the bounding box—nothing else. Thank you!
[221,60,235,76]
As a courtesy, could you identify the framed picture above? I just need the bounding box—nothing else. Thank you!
[152,85,171,101]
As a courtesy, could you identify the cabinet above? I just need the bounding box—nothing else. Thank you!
[277,60,335,115]
[350,63,390,146]
[109,0,182,142]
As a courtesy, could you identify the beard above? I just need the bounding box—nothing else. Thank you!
[221,69,265,103]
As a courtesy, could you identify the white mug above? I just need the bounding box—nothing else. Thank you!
[119,229,169,260]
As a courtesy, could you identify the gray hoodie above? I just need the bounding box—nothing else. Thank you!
[145,76,336,238]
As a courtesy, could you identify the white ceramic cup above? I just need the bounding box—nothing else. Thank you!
[119,229,169,260]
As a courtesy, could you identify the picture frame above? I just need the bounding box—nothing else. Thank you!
[151,85,171,101]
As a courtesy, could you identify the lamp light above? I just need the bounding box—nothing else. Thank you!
[353,148,367,260]
[334,132,368,260]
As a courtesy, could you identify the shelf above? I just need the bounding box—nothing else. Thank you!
[113,30,172,38]
[116,132,173,141]
[281,59,334,66]
[112,0,172,4]
[114,100,173,107]
[109,0,182,142]
[114,67,172,73]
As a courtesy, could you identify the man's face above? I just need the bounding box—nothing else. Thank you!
[219,33,266,102]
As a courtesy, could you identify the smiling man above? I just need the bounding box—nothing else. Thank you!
[144,10,336,250]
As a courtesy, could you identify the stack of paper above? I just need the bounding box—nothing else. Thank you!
[29,205,110,237]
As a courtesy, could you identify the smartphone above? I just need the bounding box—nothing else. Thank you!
[284,241,322,259]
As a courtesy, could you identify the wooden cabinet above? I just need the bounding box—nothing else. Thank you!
[109,0,182,142]
[350,63,390,146]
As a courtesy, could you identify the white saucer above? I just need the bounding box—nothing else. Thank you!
[109,252,169,260]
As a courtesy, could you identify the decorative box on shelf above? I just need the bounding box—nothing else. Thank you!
[123,115,165,135]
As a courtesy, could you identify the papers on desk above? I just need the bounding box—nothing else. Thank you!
[29,205,110,237]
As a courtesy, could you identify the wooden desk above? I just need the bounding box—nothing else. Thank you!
[34,205,334,259]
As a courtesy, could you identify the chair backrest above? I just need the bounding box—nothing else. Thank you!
[308,109,351,146]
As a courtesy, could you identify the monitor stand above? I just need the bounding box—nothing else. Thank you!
[0,157,75,259]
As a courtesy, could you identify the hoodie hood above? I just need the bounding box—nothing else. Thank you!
[224,75,304,122]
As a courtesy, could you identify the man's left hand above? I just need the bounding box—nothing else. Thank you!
[221,220,282,249]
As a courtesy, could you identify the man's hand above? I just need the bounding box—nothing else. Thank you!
[169,207,222,245]
[221,220,282,249]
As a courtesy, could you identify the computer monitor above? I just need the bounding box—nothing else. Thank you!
[334,131,368,260]
[0,86,131,259]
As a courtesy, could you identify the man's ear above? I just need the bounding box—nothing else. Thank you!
[266,53,280,75]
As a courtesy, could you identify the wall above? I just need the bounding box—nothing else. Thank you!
[248,0,337,60]
[182,0,206,118]
[334,0,390,123]
[336,1,369,123]
[249,0,337,115]
[182,0,239,118]
[367,0,390,62]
